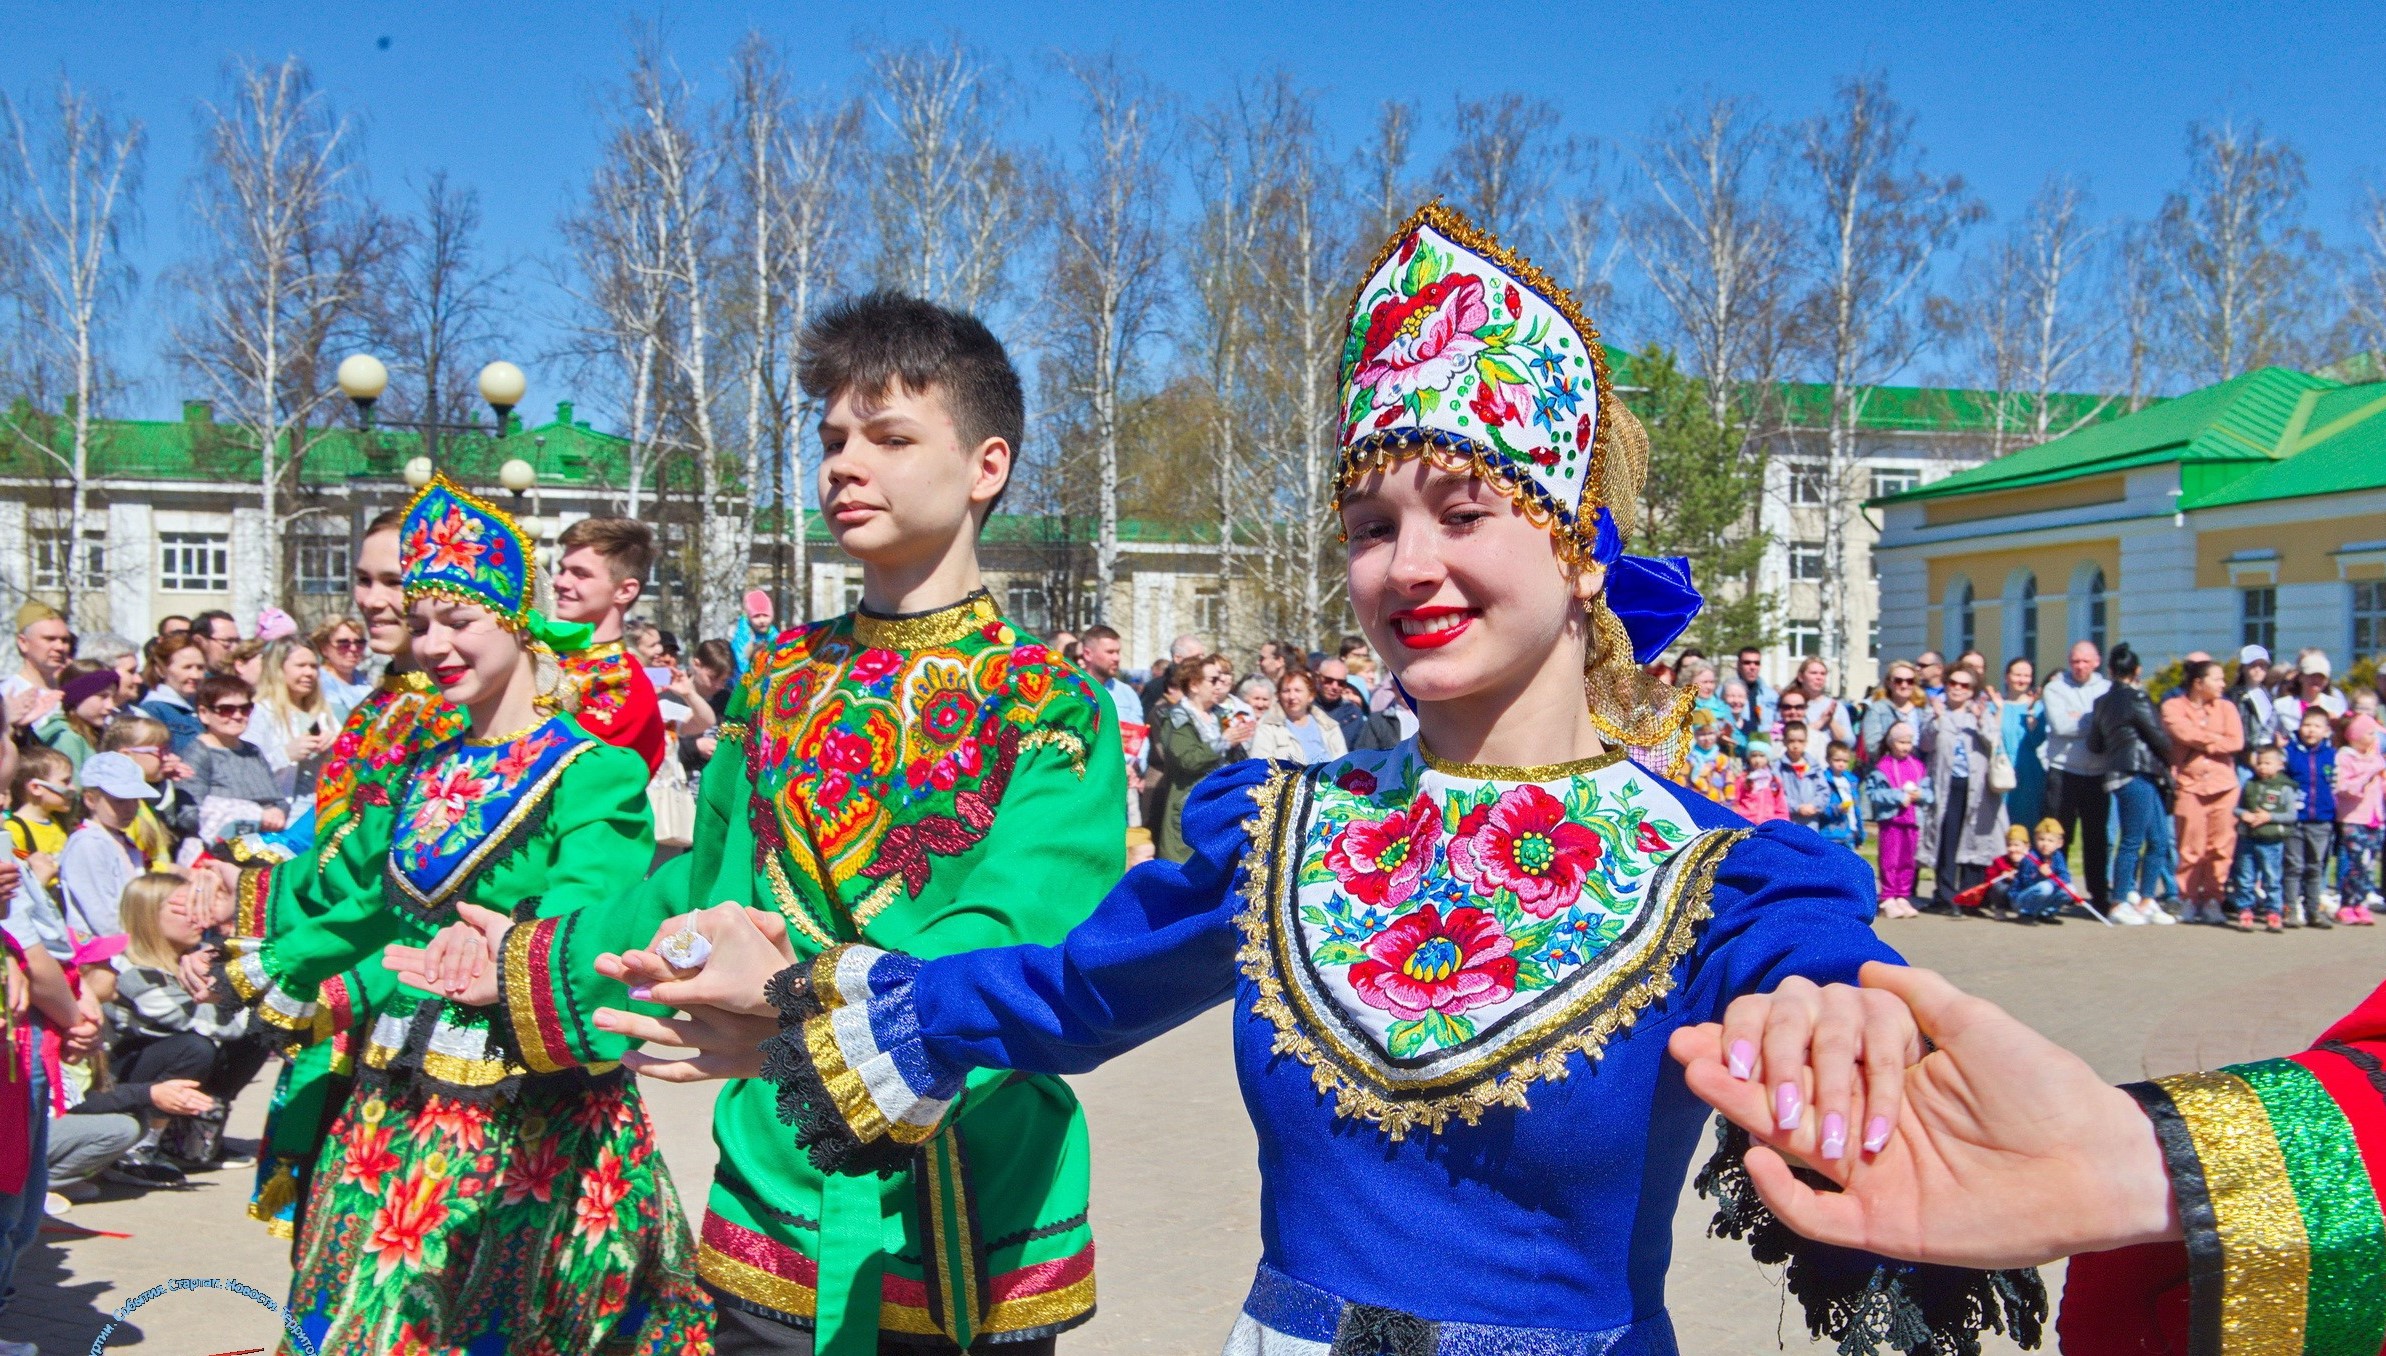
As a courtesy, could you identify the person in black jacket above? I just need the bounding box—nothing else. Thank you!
[2090,644,2177,921]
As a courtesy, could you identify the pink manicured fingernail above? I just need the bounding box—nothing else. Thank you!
[1820,1113,1847,1160]
[629,986,653,1003]
[1728,1040,1755,1080]
[1863,1116,1891,1153]
[1774,1082,1802,1131]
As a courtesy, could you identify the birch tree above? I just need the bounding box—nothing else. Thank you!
[1791,74,1978,672]
[0,77,142,626]
[1437,94,1567,249]
[559,122,675,519]
[728,34,856,615]
[2110,221,2163,410]
[1185,74,1298,645]
[173,57,389,615]
[374,170,508,465]
[2156,120,2327,383]
[868,40,1026,311]
[1046,54,1169,624]
[2348,186,2386,361]
[1354,100,1415,240]
[1629,96,1793,427]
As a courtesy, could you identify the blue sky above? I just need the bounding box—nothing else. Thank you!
[5,0,2381,420]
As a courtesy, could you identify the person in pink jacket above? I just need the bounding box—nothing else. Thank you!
[2161,658,2246,918]
[1733,738,1790,824]
[2337,713,2385,923]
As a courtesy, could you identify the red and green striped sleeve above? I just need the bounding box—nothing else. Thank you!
[2065,1030,2386,1356]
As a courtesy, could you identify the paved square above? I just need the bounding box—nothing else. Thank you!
[23,915,2386,1354]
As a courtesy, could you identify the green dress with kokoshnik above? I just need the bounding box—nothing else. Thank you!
[220,711,710,1355]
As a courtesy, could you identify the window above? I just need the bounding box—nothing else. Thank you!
[1868,619,1881,660]
[1785,620,1823,658]
[1788,541,1828,581]
[293,536,350,595]
[2241,586,2277,653]
[1954,579,1977,655]
[1871,466,1920,500]
[31,530,105,592]
[2356,580,2386,660]
[1193,583,1226,636]
[840,575,864,614]
[2016,574,2039,671]
[1788,463,1829,506]
[1004,579,1049,633]
[159,532,229,593]
[2070,565,2108,651]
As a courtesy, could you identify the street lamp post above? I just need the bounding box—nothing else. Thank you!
[340,354,534,482]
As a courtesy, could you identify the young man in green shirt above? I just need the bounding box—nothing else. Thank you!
[480,292,1128,1354]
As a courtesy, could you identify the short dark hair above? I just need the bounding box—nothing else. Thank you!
[157,614,191,637]
[2181,658,2223,689]
[1738,646,1763,660]
[1781,719,1808,738]
[559,517,657,588]
[195,672,252,710]
[192,609,237,641]
[1338,636,1368,658]
[1826,739,1854,758]
[798,291,1024,515]
[1081,624,1121,645]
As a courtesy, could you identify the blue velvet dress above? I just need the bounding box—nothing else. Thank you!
[763,742,2042,1355]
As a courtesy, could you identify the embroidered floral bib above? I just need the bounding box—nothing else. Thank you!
[386,716,595,914]
[1241,741,1736,1136]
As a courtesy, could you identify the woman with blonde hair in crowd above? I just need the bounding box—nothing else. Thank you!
[245,639,335,805]
[308,617,372,715]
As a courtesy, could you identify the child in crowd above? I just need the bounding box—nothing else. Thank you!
[1864,722,1932,919]
[1969,826,2034,920]
[2013,819,2079,923]
[98,718,181,869]
[2282,707,2338,928]
[5,747,74,891]
[104,870,261,1167]
[2233,743,2298,933]
[1778,721,1828,833]
[1734,738,1788,823]
[56,752,154,940]
[1687,714,1738,805]
[2337,713,2384,924]
[1815,740,1865,848]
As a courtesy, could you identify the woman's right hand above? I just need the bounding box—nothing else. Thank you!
[149,1079,216,1117]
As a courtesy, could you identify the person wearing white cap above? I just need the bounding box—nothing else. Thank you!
[2278,648,2348,730]
[2227,643,2281,767]
[56,751,156,939]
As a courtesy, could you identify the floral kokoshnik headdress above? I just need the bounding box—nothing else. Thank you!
[1338,202,1699,766]
[400,472,591,657]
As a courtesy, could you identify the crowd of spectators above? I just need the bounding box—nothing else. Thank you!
[1666,638,2386,932]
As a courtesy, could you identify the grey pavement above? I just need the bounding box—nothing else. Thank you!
[21,915,2386,1354]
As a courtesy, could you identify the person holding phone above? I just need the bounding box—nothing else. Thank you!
[248,639,336,806]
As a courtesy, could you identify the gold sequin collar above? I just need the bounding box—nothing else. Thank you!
[1418,741,1625,782]
[851,589,1002,651]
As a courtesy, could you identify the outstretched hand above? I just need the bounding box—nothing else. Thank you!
[383,902,512,1006]
[1669,960,2180,1270]
[590,903,796,1083]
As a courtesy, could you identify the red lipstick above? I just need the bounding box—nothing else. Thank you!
[1389,606,1475,650]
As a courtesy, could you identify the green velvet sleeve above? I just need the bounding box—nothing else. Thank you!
[495,712,753,1071]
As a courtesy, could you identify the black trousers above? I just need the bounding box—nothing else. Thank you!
[2046,770,2113,905]
[112,1029,271,1115]
[705,1286,1059,1356]
[1931,775,1979,908]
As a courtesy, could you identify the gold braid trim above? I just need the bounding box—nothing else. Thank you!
[314,815,361,877]
[714,721,749,743]
[1019,726,1090,778]
[760,850,841,949]
[1236,765,1744,1139]
[851,590,1001,651]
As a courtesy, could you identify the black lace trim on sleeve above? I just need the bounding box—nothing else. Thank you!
[757,959,921,1180]
[1697,1121,2046,1356]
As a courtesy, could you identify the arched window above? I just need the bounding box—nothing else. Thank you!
[2067,563,2108,651]
[1942,576,1976,658]
[2018,574,2039,672]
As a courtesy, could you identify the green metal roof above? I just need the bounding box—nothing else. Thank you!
[1873,366,2386,510]
[1600,345,2127,436]
[0,400,642,491]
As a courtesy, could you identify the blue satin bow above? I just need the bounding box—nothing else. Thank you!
[1606,554,1702,666]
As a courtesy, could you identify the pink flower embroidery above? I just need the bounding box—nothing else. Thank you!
[1335,767,1379,796]
[410,763,490,838]
[849,648,903,683]
[1448,784,1604,917]
[1324,794,1442,909]
[1349,904,1517,1020]
[1353,275,1491,409]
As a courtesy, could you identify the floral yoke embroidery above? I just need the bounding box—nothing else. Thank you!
[740,607,1099,933]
